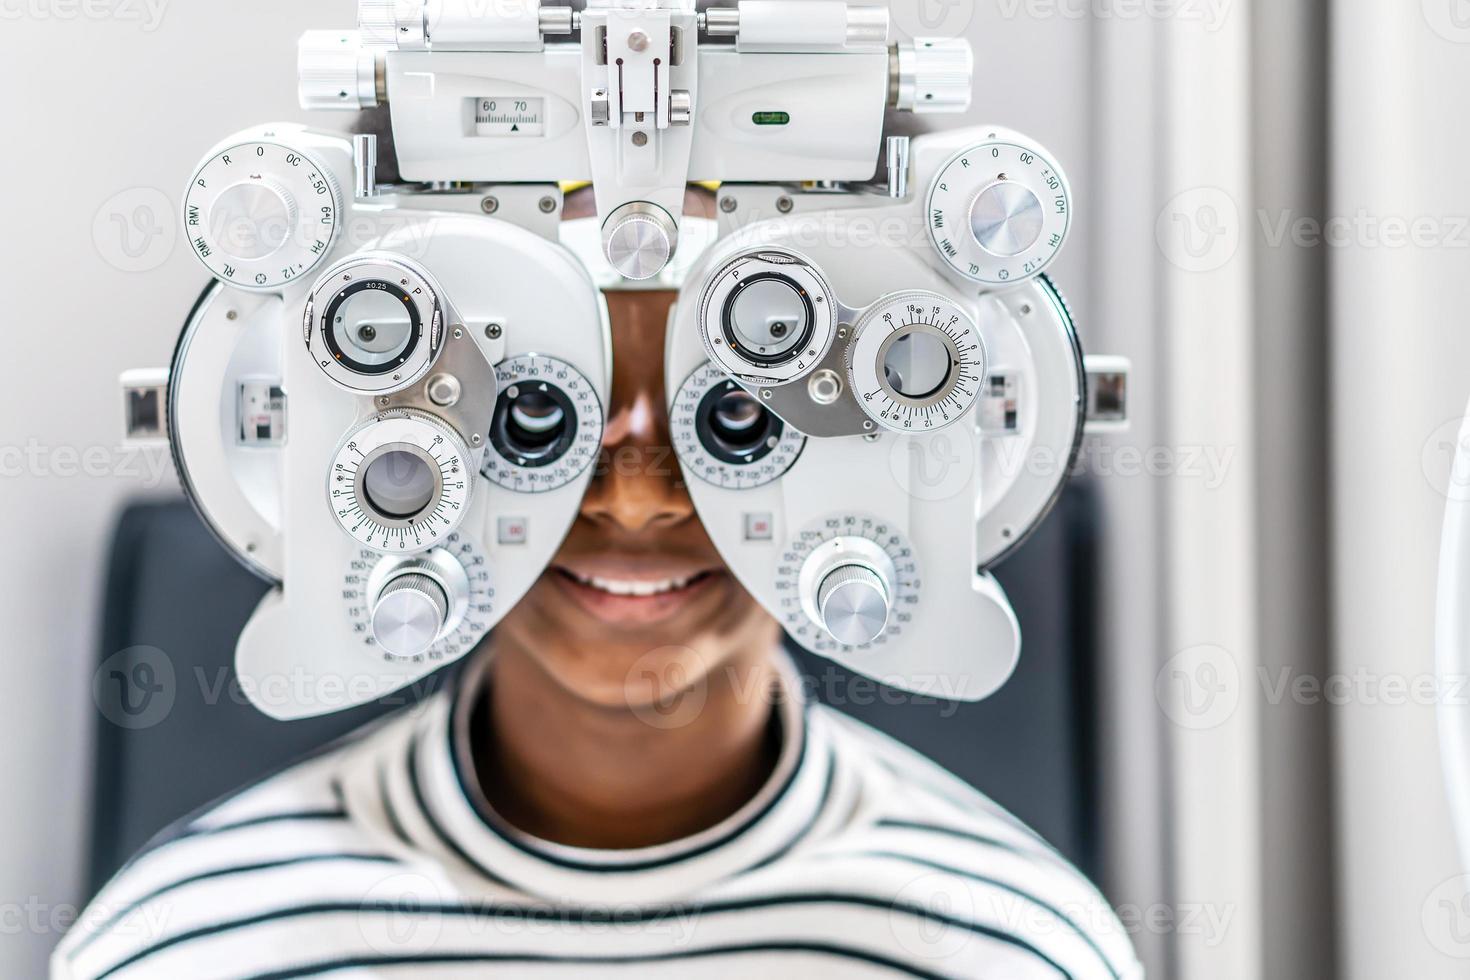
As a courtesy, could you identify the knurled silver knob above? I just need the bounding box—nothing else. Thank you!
[818,564,893,646]
[371,573,449,658]
[602,202,678,281]
[891,38,973,114]
[298,31,381,111]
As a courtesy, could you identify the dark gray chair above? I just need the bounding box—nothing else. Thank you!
[87,488,1100,897]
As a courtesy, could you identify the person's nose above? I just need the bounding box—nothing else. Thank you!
[580,385,695,534]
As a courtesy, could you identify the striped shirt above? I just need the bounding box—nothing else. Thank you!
[55,659,1143,979]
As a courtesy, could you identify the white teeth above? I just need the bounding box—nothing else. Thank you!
[575,573,697,597]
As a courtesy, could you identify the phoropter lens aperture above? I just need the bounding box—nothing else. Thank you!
[882,331,954,402]
[721,273,815,368]
[696,382,785,466]
[360,448,437,521]
[490,383,579,468]
[323,279,422,376]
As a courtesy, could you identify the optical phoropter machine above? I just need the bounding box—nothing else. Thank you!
[121,0,1129,718]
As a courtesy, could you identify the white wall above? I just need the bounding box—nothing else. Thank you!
[1331,2,1468,976]
[0,4,329,975]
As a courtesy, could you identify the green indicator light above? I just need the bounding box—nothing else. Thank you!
[752,111,790,126]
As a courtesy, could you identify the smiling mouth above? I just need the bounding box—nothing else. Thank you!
[554,568,717,597]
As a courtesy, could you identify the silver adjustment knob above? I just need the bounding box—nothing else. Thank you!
[818,564,893,646]
[298,30,380,110]
[371,572,449,658]
[891,38,973,114]
[210,177,299,262]
[602,202,678,281]
[969,181,1045,257]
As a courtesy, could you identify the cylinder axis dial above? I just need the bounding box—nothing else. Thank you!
[184,138,341,290]
[671,361,807,490]
[328,409,476,554]
[481,354,604,493]
[342,534,495,662]
[777,516,920,653]
[926,132,1072,286]
[847,291,986,433]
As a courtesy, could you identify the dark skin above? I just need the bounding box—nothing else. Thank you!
[473,191,786,849]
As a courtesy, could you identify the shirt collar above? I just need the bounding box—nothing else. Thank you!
[401,653,834,905]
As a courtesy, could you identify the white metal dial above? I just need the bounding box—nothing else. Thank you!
[184,139,341,290]
[697,247,838,386]
[305,254,445,395]
[847,291,986,433]
[481,354,604,493]
[671,361,807,490]
[328,409,476,554]
[926,133,1072,286]
[341,534,495,663]
[776,515,921,654]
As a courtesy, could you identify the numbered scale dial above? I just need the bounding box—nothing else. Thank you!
[481,354,604,493]
[776,515,921,654]
[328,409,476,554]
[927,133,1072,286]
[848,291,986,433]
[184,139,341,290]
[341,532,495,663]
[672,362,807,490]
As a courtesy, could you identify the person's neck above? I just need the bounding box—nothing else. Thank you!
[473,643,785,849]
